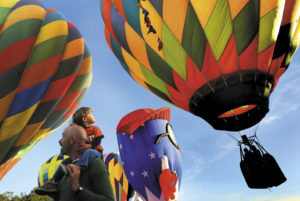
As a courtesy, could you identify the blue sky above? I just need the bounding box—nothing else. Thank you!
[1,1,300,201]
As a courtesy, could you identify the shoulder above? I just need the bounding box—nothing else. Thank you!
[86,158,109,179]
[91,126,101,131]
[88,157,107,172]
[91,126,104,136]
[82,149,100,156]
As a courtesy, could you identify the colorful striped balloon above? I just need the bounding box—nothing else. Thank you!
[0,0,92,180]
[104,152,141,201]
[101,0,300,131]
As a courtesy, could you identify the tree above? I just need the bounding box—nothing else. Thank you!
[0,191,53,201]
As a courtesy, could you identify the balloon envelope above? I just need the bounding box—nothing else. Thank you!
[117,107,182,201]
[38,153,69,187]
[104,152,140,201]
[0,0,92,180]
[101,0,300,131]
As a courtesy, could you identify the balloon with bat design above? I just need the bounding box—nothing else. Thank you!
[101,0,300,132]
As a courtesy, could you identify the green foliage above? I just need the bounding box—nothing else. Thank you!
[0,190,53,201]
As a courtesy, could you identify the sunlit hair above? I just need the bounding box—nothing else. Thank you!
[72,107,92,127]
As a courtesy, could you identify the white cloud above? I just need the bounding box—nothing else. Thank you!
[251,195,300,201]
[211,140,236,163]
[261,100,300,126]
[260,114,281,125]
[178,185,300,201]
[182,139,236,182]
[218,140,236,152]
[182,150,206,182]
[260,66,300,126]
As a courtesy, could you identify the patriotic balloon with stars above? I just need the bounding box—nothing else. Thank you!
[117,107,182,201]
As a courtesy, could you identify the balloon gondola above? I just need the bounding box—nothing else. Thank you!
[239,135,286,189]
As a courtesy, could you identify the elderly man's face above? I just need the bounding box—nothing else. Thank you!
[59,125,89,155]
[59,128,72,155]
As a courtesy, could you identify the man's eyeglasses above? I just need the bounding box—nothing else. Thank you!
[154,123,180,150]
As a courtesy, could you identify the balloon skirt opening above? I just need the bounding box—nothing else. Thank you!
[189,71,271,131]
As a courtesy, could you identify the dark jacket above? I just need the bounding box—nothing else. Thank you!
[56,157,115,201]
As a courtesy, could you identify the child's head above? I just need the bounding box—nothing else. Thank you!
[73,107,95,127]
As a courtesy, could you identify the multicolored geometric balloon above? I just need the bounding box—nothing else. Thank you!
[101,0,300,131]
[0,0,92,180]
[117,107,182,201]
[38,154,69,187]
[104,152,141,201]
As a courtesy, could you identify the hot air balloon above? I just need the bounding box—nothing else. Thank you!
[38,154,69,187]
[116,107,182,201]
[101,0,300,132]
[104,152,141,201]
[0,0,92,180]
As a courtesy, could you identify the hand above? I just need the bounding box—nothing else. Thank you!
[66,164,81,191]
[159,169,178,201]
[79,143,92,153]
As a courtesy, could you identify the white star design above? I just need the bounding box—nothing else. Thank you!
[119,144,123,149]
[122,132,125,136]
[130,135,134,140]
[121,161,125,166]
[148,151,156,159]
[130,171,135,176]
[141,170,148,178]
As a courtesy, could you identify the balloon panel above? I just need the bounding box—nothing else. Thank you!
[101,0,300,131]
[104,152,138,201]
[38,154,69,187]
[0,0,92,180]
[117,107,182,201]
